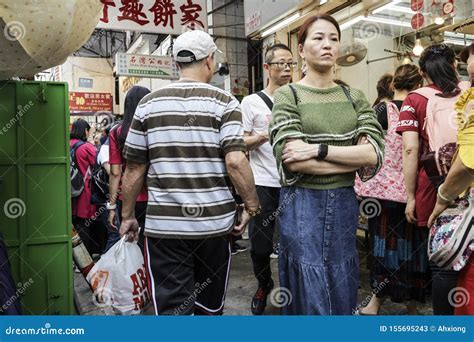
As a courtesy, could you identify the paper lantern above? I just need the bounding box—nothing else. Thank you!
[0,0,102,79]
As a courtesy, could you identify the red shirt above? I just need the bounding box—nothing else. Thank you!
[70,138,97,219]
[109,125,148,202]
[396,85,439,227]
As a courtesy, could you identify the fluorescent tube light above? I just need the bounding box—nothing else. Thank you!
[364,15,412,28]
[340,15,364,31]
[261,13,300,37]
[372,0,403,14]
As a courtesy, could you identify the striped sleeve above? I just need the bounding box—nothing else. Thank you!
[123,104,149,164]
[219,97,246,154]
[353,89,385,181]
[269,85,306,185]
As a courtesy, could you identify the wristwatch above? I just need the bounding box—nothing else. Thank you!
[316,144,329,160]
[245,206,262,217]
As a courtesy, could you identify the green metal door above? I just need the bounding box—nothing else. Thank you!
[0,81,73,314]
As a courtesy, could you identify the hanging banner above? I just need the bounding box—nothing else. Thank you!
[69,92,114,113]
[115,53,179,79]
[411,13,425,30]
[411,0,424,12]
[97,0,207,34]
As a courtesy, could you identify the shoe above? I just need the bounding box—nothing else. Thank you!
[231,242,248,255]
[270,243,279,259]
[251,279,274,315]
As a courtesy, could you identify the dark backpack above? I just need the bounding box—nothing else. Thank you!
[90,140,110,205]
[70,140,85,198]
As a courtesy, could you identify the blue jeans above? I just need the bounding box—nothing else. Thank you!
[278,186,359,315]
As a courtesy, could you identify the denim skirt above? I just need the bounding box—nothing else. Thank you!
[278,186,359,315]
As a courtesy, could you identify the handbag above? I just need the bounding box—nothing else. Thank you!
[428,188,474,271]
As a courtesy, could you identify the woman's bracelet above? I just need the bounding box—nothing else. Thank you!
[437,184,456,204]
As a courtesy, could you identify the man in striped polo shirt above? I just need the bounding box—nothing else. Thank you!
[118,30,259,315]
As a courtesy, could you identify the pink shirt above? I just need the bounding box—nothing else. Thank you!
[70,138,97,219]
[109,125,148,202]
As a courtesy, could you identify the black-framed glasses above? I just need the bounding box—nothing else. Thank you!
[267,61,298,69]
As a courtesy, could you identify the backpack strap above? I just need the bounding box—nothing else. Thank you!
[412,86,440,100]
[288,84,298,105]
[340,85,356,110]
[256,91,273,111]
[71,140,85,156]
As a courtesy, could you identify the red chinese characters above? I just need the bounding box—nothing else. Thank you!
[100,0,116,23]
[118,0,150,26]
[150,0,177,29]
[180,0,204,29]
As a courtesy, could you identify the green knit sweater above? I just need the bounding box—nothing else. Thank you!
[269,83,384,190]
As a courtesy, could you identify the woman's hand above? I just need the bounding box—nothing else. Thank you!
[428,201,450,227]
[405,197,417,224]
[283,140,317,164]
[108,209,118,229]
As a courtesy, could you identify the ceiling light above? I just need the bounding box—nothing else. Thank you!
[261,13,300,37]
[320,0,328,4]
[390,5,416,15]
[413,39,424,56]
[340,15,364,31]
[434,16,445,25]
[364,16,412,28]
[444,38,472,46]
[372,0,403,14]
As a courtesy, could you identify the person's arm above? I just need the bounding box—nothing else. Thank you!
[428,156,474,226]
[244,131,268,151]
[102,162,111,175]
[287,159,359,175]
[118,104,149,241]
[402,131,419,224]
[220,97,259,235]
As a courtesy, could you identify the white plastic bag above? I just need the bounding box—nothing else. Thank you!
[86,237,150,315]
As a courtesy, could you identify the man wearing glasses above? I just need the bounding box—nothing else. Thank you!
[241,44,296,315]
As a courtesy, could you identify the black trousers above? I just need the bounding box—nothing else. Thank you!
[431,264,459,315]
[144,234,231,315]
[73,216,107,256]
[249,185,280,287]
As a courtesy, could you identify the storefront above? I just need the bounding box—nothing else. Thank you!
[244,0,473,102]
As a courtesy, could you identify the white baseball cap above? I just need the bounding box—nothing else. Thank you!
[173,30,219,63]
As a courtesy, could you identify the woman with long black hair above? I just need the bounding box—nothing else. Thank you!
[70,118,107,255]
[107,86,150,251]
[396,44,470,315]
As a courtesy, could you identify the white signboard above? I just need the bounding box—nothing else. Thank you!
[97,0,207,34]
[115,53,179,79]
[245,10,262,35]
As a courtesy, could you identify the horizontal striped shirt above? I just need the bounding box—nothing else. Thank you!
[124,81,245,238]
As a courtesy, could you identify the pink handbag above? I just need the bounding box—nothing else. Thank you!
[355,102,407,203]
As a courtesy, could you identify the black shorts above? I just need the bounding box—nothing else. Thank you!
[144,234,231,315]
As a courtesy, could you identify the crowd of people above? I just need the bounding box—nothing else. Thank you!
[70,14,473,316]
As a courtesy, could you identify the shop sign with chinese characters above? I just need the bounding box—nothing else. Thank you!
[69,92,114,113]
[116,53,179,79]
[97,0,207,34]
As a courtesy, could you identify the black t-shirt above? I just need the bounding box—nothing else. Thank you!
[373,100,403,130]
